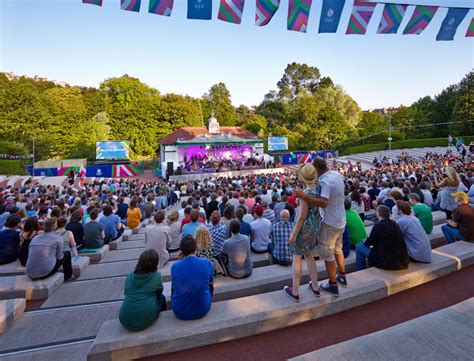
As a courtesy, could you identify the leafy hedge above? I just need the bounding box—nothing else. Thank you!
[339,136,474,156]
[0,160,28,176]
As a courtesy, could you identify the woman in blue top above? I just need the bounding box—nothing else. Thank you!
[284,164,322,302]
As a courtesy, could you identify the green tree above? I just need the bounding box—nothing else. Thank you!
[357,112,387,139]
[201,82,237,126]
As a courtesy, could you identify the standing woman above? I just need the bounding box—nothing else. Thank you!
[284,164,322,302]
[435,166,459,220]
[127,198,142,230]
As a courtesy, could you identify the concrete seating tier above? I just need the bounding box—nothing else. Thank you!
[0,257,89,279]
[0,298,26,333]
[0,341,93,361]
[78,245,110,263]
[40,254,357,309]
[86,241,474,361]
[0,273,63,300]
[290,297,474,361]
[108,236,123,251]
[129,234,145,241]
[122,230,132,242]
[72,256,90,278]
[116,240,146,250]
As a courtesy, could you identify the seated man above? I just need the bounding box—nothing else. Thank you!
[441,192,474,243]
[208,211,228,256]
[0,215,21,265]
[235,207,251,237]
[146,211,171,269]
[171,235,214,320]
[268,210,293,266]
[26,217,72,281]
[99,205,124,244]
[83,209,105,249]
[408,193,433,235]
[250,205,271,253]
[182,209,204,237]
[221,219,253,278]
[396,201,432,263]
[344,199,367,248]
[356,205,409,270]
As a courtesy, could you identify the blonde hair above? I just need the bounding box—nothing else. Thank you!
[445,167,459,185]
[195,226,211,251]
[167,211,179,224]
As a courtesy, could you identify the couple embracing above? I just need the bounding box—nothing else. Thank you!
[284,157,347,301]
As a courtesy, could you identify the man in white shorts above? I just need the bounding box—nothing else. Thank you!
[294,157,347,296]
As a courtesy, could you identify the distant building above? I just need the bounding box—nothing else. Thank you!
[1,72,69,87]
[364,107,399,115]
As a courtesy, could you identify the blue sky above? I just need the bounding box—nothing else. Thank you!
[1,0,472,110]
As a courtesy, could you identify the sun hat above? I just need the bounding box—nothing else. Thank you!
[451,192,468,203]
[299,164,317,183]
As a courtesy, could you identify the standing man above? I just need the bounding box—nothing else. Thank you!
[294,157,347,296]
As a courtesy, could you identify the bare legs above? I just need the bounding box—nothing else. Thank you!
[291,253,319,295]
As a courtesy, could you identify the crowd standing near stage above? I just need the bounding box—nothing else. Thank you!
[0,146,473,330]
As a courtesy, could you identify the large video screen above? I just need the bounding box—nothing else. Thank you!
[96,141,130,160]
[268,136,289,151]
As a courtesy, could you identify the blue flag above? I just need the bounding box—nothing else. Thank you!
[187,0,212,20]
[319,0,345,33]
[436,8,469,41]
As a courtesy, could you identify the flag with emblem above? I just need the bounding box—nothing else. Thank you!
[288,0,313,33]
[121,0,141,12]
[346,0,377,35]
[256,0,280,26]
[82,0,102,5]
[436,8,469,41]
[218,0,246,24]
[378,4,408,34]
[403,6,438,35]
[319,0,345,33]
[188,0,213,19]
[149,0,174,16]
[466,18,474,37]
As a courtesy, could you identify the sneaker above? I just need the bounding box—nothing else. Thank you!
[308,281,321,297]
[283,286,300,302]
[319,282,339,297]
[336,273,348,288]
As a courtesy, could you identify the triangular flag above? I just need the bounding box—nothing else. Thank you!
[121,0,141,12]
[437,8,470,41]
[403,6,438,35]
[188,0,212,20]
[319,0,345,33]
[288,0,313,33]
[82,0,102,5]
[149,0,174,16]
[466,18,474,37]
[218,0,246,24]
[346,0,377,35]
[378,4,408,34]
[256,0,280,26]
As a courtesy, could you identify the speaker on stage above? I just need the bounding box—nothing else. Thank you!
[176,167,182,175]
[167,162,174,172]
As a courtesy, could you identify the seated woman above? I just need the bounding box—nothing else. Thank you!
[119,249,166,332]
[127,198,142,230]
[66,210,84,250]
[56,217,78,259]
[19,217,41,266]
[166,211,181,253]
[0,215,22,265]
[83,209,105,249]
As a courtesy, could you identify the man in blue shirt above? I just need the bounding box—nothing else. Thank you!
[182,210,203,237]
[235,208,251,237]
[171,235,214,320]
[99,205,124,244]
[0,215,21,264]
[268,210,293,266]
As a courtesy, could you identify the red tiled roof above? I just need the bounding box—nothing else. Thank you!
[159,127,260,145]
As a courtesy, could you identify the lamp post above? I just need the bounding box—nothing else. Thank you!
[388,118,392,151]
[32,138,35,176]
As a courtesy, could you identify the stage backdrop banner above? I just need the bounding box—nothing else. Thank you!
[436,8,470,41]
[149,0,173,16]
[288,0,313,33]
[218,0,245,24]
[403,5,438,35]
[346,0,377,35]
[82,0,102,5]
[378,3,408,34]
[188,0,212,19]
[255,0,280,26]
[319,0,345,33]
[86,165,113,178]
[467,18,474,37]
[279,151,336,165]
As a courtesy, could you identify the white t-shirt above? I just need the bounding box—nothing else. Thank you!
[318,170,346,229]
[250,218,272,252]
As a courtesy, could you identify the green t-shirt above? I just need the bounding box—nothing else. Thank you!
[119,271,164,332]
[346,209,367,245]
[412,204,433,235]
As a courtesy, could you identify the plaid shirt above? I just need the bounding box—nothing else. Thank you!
[208,223,228,256]
[270,220,293,263]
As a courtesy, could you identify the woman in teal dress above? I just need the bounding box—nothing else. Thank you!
[284,164,322,302]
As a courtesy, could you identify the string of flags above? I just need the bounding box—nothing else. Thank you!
[82,0,474,41]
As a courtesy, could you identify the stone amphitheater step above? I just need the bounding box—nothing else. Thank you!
[0,298,26,333]
[0,256,90,278]
[289,297,474,361]
[115,239,146,250]
[0,273,64,300]
[0,341,93,361]
[40,253,357,309]
[78,245,110,263]
[86,242,474,361]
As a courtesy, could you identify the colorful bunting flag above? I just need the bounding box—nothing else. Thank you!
[346,1,377,35]
[378,4,408,34]
[121,0,141,12]
[288,0,313,33]
[149,0,174,16]
[218,0,246,24]
[319,0,345,33]
[467,18,474,37]
[256,0,280,27]
[82,0,102,5]
[188,0,213,20]
[403,6,438,35]
[436,8,469,41]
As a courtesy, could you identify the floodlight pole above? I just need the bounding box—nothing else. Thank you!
[388,118,392,151]
[32,138,35,176]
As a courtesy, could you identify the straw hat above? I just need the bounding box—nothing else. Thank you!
[299,164,317,183]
